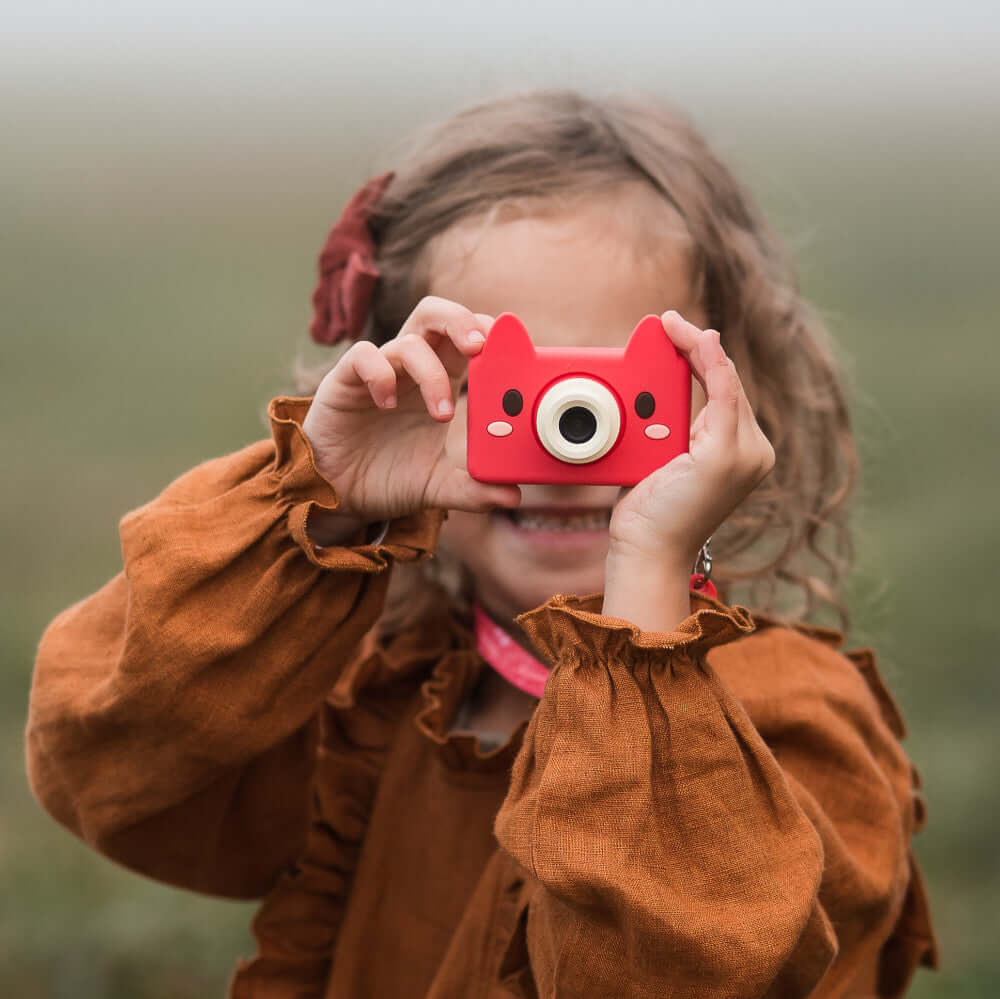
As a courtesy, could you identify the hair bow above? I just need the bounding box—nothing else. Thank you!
[309,170,395,345]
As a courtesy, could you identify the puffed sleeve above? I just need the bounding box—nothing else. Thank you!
[25,396,444,899]
[493,591,936,998]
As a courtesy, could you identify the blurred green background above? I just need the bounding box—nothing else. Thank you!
[3,4,998,996]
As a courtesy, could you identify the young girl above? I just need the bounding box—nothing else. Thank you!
[26,89,938,997]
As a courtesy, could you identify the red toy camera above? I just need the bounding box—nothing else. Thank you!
[466,313,691,486]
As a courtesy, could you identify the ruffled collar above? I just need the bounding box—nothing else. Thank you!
[409,602,531,775]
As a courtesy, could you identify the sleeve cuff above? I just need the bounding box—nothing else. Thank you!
[267,396,446,573]
[514,589,756,667]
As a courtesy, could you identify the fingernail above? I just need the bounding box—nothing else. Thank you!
[384,395,396,408]
[437,399,452,416]
[468,331,485,344]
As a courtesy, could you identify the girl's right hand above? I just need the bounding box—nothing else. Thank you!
[301,296,522,523]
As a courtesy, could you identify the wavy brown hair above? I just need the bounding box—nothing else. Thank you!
[295,88,859,636]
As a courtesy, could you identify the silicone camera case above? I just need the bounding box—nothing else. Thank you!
[467,313,691,486]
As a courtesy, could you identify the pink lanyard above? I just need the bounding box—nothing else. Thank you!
[474,602,551,698]
[473,576,717,699]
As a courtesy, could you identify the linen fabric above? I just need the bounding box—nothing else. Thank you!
[26,397,939,998]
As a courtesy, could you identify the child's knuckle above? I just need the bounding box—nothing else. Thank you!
[348,339,375,360]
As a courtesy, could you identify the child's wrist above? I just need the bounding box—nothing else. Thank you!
[606,538,697,577]
[307,508,375,548]
[602,549,694,634]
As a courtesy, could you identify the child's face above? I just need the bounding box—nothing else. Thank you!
[428,187,708,619]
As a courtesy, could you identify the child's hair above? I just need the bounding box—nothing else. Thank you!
[295,88,859,635]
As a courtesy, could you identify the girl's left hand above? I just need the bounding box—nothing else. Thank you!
[607,311,775,572]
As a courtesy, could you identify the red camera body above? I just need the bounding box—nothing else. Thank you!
[467,313,691,486]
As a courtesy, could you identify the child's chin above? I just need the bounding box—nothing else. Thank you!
[486,514,608,596]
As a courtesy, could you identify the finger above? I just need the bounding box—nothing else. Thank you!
[699,336,740,442]
[451,314,498,394]
[734,389,763,449]
[700,335,759,439]
[759,435,777,479]
[342,340,399,409]
[666,310,754,441]
[429,329,471,381]
[399,296,493,363]
[448,469,522,513]
[662,312,752,426]
[383,334,456,421]
[694,362,773,482]
[439,403,520,511]
[661,310,713,398]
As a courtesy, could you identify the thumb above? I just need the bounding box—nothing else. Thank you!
[452,474,522,514]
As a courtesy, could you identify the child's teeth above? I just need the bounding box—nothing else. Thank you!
[512,511,609,530]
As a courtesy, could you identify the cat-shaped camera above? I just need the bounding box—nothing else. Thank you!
[466,313,690,486]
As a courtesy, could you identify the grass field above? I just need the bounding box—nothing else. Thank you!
[2,89,997,997]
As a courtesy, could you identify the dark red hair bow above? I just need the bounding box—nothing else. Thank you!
[309,170,395,345]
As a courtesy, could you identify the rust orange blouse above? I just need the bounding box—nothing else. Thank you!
[26,397,939,998]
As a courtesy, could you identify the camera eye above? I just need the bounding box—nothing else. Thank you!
[502,389,523,416]
[635,392,655,419]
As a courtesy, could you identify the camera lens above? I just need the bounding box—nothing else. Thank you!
[559,406,597,444]
[535,377,622,464]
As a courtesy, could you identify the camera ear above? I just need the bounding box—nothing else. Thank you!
[484,313,535,364]
[624,314,672,358]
